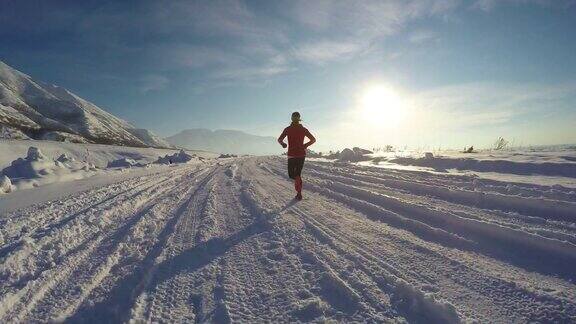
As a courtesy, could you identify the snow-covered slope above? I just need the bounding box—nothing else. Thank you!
[1,156,575,322]
[0,60,169,148]
[166,128,280,155]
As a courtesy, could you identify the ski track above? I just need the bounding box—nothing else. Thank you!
[1,156,575,323]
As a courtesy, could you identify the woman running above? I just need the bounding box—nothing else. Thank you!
[278,112,316,200]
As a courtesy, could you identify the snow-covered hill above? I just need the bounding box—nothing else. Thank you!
[0,60,169,148]
[166,128,280,155]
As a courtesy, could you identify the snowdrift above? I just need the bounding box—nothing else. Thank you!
[156,149,195,164]
[1,147,98,191]
[390,156,576,178]
[0,139,217,170]
[107,158,147,168]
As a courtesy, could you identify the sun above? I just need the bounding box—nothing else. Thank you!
[359,85,406,126]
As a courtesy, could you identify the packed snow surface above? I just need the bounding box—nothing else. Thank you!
[0,156,575,322]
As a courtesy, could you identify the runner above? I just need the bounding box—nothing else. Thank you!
[278,112,316,200]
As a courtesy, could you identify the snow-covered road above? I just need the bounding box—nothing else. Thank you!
[1,157,575,323]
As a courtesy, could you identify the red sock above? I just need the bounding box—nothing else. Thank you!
[295,176,302,193]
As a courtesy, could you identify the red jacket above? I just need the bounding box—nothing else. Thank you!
[278,123,316,158]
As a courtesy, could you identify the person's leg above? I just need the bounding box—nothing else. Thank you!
[287,158,296,179]
[294,157,305,193]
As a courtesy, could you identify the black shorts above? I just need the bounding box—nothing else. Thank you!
[287,157,305,179]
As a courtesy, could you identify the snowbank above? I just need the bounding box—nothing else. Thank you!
[156,149,195,164]
[0,141,217,194]
[390,156,576,178]
[3,147,54,179]
[346,146,576,188]
[1,147,98,191]
[0,139,217,170]
[107,158,147,168]
[316,147,373,162]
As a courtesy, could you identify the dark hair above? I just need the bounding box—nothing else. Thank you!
[292,112,300,117]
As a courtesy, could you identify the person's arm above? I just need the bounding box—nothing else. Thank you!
[278,128,288,148]
[304,128,316,148]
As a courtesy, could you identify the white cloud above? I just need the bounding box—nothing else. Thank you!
[289,0,460,36]
[211,64,292,82]
[409,82,576,131]
[139,75,169,93]
[60,0,466,83]
[293,40,364,64]
[284,0,460,65]
[471,0,574,11]
[408,30,439,44]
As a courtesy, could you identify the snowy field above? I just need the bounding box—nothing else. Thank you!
[1,147,576,322]
[358,145,576,188]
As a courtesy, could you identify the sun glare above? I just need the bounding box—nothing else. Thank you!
[359,85,406,126]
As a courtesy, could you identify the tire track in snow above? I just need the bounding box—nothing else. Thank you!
[301,175,576,281]
[307,165,576,226]
[248,159,461,322]
[254,157,576,322]
[0,165,196,297]
[298,210,462,323]
[266,158,576,282]
[64,165,218,323]
[129,160,257,323]
[293,205,576,323]
[2,156,575,322]
[0,165,194,260]
[130,165,222,323]
[0,164,209,322]
[308,160,576,203]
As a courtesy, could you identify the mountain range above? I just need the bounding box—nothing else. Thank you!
[166,129,280,155]
[0,60,169,147]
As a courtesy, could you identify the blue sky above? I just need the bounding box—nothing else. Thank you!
[1,0,575,150]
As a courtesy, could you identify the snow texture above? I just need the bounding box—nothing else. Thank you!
[1,152,575,323]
